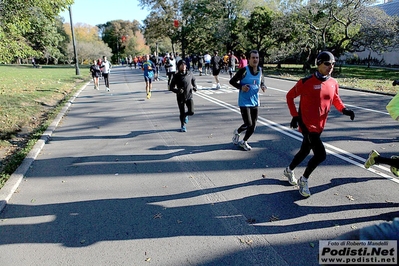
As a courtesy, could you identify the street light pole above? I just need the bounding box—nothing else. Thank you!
[69,5,80,75]
[182,24,185,59]
[117,40,119,64]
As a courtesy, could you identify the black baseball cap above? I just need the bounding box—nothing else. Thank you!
[177,59,186,68]
[316,51,335,65]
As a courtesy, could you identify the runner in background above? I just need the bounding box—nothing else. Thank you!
[228,51,238,79]
[142,54,156,99]
[169,60,197,132]
[101,56,112,92]
[230,50,267,151]
[211,50,223,89]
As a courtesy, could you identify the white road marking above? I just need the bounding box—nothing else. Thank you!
[195,90,398,183]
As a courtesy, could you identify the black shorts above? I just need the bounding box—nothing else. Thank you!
[212,69,220,76]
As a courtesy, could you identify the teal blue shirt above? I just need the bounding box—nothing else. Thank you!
[142,60,155,78]
[238,66,262,107]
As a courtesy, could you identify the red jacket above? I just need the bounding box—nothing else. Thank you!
[286,74,345,133]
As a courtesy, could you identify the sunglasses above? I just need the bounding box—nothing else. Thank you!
[323,61,335,66]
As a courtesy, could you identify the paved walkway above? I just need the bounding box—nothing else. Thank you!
[1,66,398,265]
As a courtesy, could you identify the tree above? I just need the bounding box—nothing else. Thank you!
[244,6,276,56]
[141,10,174,55]
[140,0,252,56]
[294,0,381,58]
[266,9,315,67]
[24,12,70,65]
[184,0,248,53]
[123,30,151,57]
[139,0,397,67]
[54,17,71,64]
[66,41,112,65]
[0,0,73,63]
[351,7,399,55]
[140,0,182,56]
[98,20,142,63]
[63,23,112,64]
[64,23,101,42]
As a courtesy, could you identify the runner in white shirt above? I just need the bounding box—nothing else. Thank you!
[101,56,112,92]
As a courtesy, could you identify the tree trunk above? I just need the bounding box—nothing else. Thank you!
[367,51,371,68]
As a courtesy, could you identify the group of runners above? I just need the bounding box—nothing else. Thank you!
[90,49,399,242]
[100,49,399,201]
[89,56,112,92]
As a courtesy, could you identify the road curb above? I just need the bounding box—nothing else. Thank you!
[0,81,90,213]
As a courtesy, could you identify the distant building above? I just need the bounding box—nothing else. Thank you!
[378,0,399,16]
[340,0,399,66]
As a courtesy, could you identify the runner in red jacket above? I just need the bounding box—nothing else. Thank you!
[283,51,355,197]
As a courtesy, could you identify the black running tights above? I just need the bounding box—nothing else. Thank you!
[178,98,194,126]
[103,73,109,88]
[238,107,258,142]
[289,132,326,178]
[376,156,399,168]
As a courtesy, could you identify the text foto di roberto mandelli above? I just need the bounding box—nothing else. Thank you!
[319,240,397,265]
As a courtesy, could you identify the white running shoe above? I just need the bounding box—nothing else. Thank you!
[232,129,240,145]
[283,167,297,185]
[298,176,311,197]
[239,140,252,151]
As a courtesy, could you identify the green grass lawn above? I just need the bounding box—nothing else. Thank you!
[0,64,90,187]
[263,64,399,94]
[0,65,88,138]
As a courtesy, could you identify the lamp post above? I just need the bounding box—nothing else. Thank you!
[116,40,119,64]
[69,5,80,75]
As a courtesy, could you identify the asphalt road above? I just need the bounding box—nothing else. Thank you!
[0,65,398,265]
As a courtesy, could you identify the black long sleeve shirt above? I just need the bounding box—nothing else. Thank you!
[169,70,197,101]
